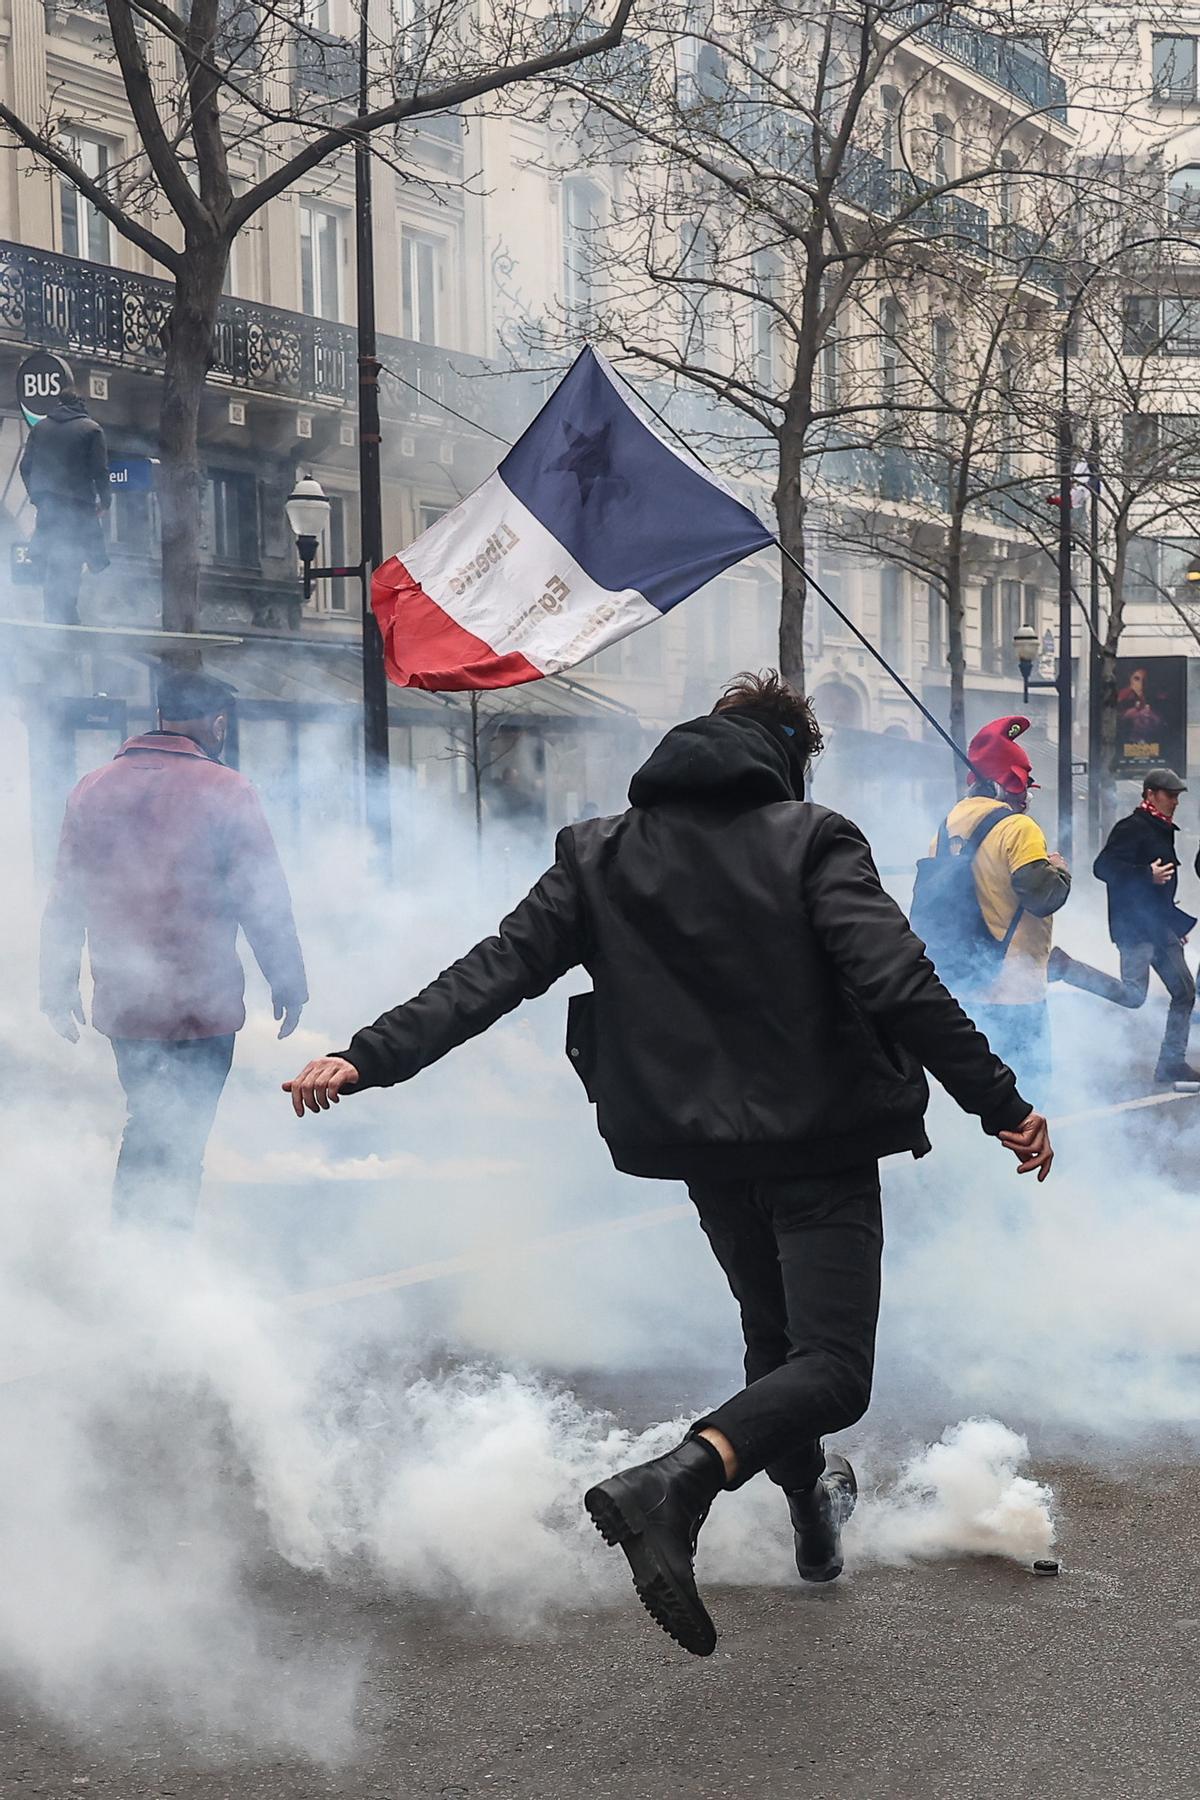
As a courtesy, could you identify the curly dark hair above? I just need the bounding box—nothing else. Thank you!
[711,669,824,765]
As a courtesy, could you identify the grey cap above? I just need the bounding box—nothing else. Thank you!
[1142,766,1187,794]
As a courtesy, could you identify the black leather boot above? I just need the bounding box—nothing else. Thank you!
[787,1452,857,1583]
[584,1436,725,1656]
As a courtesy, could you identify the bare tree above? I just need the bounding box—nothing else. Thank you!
[813,225,1067,755]
[529,0,1088,697]
[1016,249,1200,823]
[0,0,635,637]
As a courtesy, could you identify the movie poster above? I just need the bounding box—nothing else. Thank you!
[1114,655,1188,778]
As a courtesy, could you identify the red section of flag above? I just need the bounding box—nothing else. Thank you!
[370,556,543,692]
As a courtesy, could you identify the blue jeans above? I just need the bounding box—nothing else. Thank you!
[110,1034,235,1233]
[1052,941,1195,1072]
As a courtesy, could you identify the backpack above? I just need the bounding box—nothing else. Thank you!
[910,805,1025,998]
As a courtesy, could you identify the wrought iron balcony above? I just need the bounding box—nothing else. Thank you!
[816,438,950,511]
[378,342,536,441]
[0,241,356,404]
[838,152,990,257]
[0,241,524,432]
[891,9,1068,123]
[991,221,1063,296]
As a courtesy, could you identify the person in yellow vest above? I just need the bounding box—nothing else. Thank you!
[934,715,1071,1088]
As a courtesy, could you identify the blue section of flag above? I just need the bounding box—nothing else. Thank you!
[498,348,773,612]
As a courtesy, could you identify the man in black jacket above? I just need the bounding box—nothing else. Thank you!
[1049,768,1198,1086]
[284,671,1052,1657]
[19,383,111,625]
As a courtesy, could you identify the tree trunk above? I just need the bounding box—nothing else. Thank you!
[944,514,968,795]
[775,423,807,690]
[157,234,228,643]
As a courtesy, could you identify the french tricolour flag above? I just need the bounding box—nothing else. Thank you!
[371,347,774,691]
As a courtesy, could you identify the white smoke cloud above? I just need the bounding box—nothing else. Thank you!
[848,1419,1056,1567]
[2,690,1196,1762]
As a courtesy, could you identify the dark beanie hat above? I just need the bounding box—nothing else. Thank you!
[156,667,237,719]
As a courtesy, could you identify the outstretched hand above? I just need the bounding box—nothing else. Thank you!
[998,1110,1054,1181]
[283,1056,359,1117]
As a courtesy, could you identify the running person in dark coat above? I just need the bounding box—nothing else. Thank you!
[1049,768,1198,1087]
[283,672,1052,1657]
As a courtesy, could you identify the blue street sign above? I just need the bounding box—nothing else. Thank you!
[109,457,155,492]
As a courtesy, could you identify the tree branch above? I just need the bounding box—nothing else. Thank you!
[0,100,180,269]
[105,0,206,232]
[231,0,638,232]
[182,0,233,215]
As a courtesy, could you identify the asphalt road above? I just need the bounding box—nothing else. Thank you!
[3,1066,1198,1799]
[1,1450,1198,1800]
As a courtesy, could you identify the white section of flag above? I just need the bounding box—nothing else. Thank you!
[403,471,660,673]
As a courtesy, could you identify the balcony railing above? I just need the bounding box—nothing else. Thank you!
[0,241,528,435]
[991,221,1063,296]
[840,154,991,253]
[892,8,1068,123]
[0,242,356,404]
[378,343,536,441]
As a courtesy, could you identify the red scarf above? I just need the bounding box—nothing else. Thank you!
[1139,797,1176,826]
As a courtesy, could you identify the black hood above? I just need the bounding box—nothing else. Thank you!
[46,396,89,423]
[628,713,799,810]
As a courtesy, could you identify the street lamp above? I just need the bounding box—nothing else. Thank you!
[1014,622,1059,705]
[285,476,333,596]
[286,474,391,865]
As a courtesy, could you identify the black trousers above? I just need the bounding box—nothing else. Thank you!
[1053,939,1195,1069]
[109,1035,235,1232]
[32,497,109,625]
[689,1165,883,1493]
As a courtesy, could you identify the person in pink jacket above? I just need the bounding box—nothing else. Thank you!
[40,669,307,1231]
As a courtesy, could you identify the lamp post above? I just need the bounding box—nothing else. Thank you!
[286,13,393,869]
[354,0,392,870]
[287,474,389,859]
[1014,620,1061,706]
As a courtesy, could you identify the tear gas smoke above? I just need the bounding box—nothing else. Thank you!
[0,693,1194,1760]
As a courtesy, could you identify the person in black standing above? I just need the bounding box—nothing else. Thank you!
[281,671,1052,1659]
[1050,768,1198,1087]
[19,381,111,625]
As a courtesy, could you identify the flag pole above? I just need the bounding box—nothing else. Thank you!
[771,536,977,780]
[603,359,979,782]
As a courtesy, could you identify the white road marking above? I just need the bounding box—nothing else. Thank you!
[1050,1089,1200,1128]
[282,1089,1200,1313]
[2,1090,1196,1384]
[281,1203,691,1314]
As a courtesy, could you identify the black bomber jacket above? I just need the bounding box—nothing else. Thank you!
[338,714,1030,1179]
